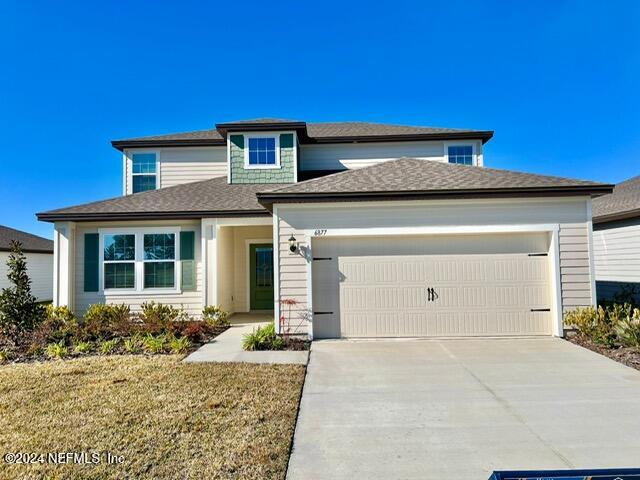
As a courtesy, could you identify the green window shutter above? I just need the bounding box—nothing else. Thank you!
[180,231,196,291]
[280,133,294,148]
[84,233,99,292]
[230,134,244,149]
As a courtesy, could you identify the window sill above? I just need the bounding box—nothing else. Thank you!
[103,288,183,296]
[244,164,281,170]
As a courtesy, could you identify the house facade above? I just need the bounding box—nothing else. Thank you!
[0,225,54,302]
[38,118,612,339]
[592,176,640,303]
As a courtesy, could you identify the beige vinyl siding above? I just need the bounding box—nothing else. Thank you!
[73,220,203,316]
[277,198,593,335]
[299,140,483,171]
[0,252,53,302]
[559,223,593,311]
[159,147,227,188]
[593,219,640,282]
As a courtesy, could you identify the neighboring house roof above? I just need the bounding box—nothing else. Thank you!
[38,158,614,223]
[592,175,640,224]
[111,119,494,150]
[257,158,613,207]
[37,177,275,222]
[0,225,53,253]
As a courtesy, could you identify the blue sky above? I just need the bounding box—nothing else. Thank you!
[1,0,638,239]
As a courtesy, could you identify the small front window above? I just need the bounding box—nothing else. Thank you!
[448,145,473,165]
[143,233,176,288]
[132,152,157,193]
[103,234,136,289]
[248,137,277,165]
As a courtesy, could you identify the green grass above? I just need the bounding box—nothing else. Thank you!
[0,356,305,479]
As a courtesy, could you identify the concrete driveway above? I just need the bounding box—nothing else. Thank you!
[287,338,640,479]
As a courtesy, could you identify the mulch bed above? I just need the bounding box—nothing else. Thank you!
[281,337,311,351]
[566,331,640,371]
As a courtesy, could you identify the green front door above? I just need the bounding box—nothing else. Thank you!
[250,243,274,310]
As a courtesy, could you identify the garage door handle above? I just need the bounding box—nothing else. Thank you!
[427,288,438,302]
[530,308,550,312]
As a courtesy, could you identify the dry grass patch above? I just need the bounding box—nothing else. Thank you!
[0,356,305,479]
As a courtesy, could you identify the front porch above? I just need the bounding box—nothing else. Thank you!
[204,217,276,317]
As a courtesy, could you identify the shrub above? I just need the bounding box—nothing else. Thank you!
[0,241,45,343]
[143,334,166,354]
[169,336,191,354]
[203,305,229,327]
[0,349,12,363]
[98,338,119,355]
[179,321,211,343]
[614,307,640,348]
[38,305,81,344]
[123,334,143,354]
[565,306,617,346]
[46,341,69,359]
[242,323,283,351]
[140,302,188,325]
[74,341,93,354]
[45,305,75,324]
[83,304,131,340]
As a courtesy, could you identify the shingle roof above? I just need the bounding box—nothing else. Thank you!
[257,158,613,203]
[0,225,53,253]
[37,177,275,222]
[112,120,493,150]
[592,175,640,223]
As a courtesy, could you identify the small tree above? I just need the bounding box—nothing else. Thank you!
[0,241,44,343]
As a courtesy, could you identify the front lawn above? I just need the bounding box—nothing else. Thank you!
[0,356,305,479]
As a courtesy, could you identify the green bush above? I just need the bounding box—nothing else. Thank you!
[565,305,618,346]
[83,304,131,340]
[242,323,284,351]
[0,241,45,343]
[169,336,191,354]
[46,341,69,359]
[0,349,12,363]
[143,334,166,354]
[38,305,81,344]
[202,305,230,327]
[614,307,640,348]
[123,334,143,354]
[140,301,188,325]
[73,341,93,354]
[98,338,119,355]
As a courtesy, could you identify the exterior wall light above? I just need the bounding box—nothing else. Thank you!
[288,234,298,253]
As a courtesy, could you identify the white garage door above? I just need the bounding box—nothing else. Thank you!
[311,233,553,338]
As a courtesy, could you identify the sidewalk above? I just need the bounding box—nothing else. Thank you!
[184,321,309,365]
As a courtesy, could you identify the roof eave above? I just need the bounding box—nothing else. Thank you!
[307,131,495,144]
[593,207,640,225]
[36,209,271,223]
[111,138,227,152]
[257,185,613,210]
[0,247,53,254]
[215,122,309,140]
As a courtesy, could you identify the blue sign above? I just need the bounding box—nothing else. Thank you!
[489,468,640,480]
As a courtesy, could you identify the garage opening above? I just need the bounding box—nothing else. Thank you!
[311,233,553,339]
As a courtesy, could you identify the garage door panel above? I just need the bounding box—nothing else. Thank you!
[314,234,553,338]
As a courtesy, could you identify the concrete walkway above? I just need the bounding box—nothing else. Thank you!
[184,320,308,365]
[287,338,640,479]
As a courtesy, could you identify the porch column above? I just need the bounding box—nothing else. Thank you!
[201,219,218,307]
[53,221,75,308]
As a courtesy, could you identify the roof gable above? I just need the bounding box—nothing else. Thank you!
[0,225,53,253]
[593,175,640,223]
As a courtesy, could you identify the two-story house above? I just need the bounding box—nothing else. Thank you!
[37,118,612,339]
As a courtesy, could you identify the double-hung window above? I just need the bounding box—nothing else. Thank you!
[447,145,474,165]
[101,228,181,293]
[103,234,136,289]
[246,136,279,168]
[143,233,176,288]
[132,152,157,193]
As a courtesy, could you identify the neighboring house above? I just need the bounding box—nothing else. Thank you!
[592,175,640,303]
[0,225,54,302]
[37,118,613,339]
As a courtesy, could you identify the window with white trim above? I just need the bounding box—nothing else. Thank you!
[447,145,473,165]
[143,233,175,288]
[100,228,180,293]
[132,152,157,192]
[245,136,279,168]
[103,234,136,289]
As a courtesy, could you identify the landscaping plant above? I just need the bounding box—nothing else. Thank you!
[614,307,640,348]
[74,341,93,354]
[169,335,191,354]
[203,305,230,327]
[99,338,119,354]
[242,323,284,351]
[0,241,44,343]
[143,334,167,354]
[46,341,69,359]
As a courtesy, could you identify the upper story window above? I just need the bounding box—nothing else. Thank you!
[447,145,473,165]
[132,152,157,193]
[245,136,280,168]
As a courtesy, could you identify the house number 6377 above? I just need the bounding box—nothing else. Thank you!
[314,229,328,236]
